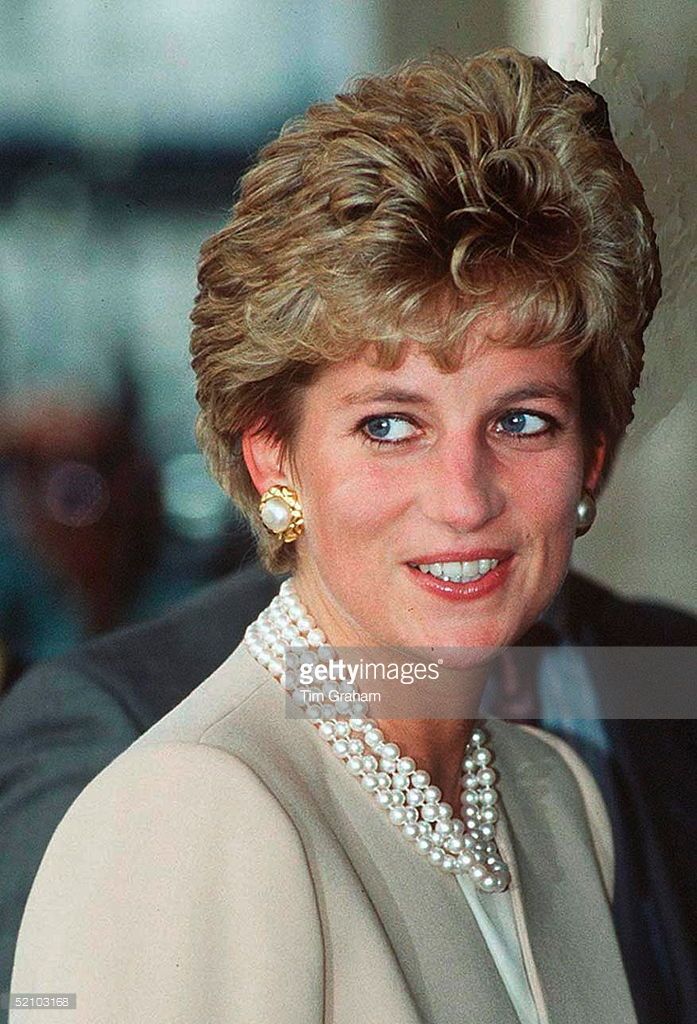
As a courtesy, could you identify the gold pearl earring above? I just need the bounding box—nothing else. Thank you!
[259,485,304,543]
[575,489,597,537]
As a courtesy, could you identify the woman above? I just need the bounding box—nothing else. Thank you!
[10,48,658,1023]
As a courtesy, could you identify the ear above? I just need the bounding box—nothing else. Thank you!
[583,433,607,494]
[241,425,293,496]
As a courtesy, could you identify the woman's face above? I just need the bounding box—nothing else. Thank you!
[246,314,604,657]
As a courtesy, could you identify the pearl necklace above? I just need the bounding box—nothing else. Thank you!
[243,578,511,894]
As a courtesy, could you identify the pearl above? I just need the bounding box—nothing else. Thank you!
[243,578,510,892]
[470,864,486,883]
[364,728,384,748]
[259,493,292,532]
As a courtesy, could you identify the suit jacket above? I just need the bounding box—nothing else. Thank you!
[9,639,637,1024]
[1,564,695,1023]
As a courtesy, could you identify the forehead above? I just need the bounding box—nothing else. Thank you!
[306,331,578,406]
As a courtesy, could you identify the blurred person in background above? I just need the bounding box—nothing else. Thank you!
[0,381,255,693]
[4,48,695,1024]
[0,391,161,687]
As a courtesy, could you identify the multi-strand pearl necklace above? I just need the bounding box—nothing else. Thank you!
[243,578,511,894]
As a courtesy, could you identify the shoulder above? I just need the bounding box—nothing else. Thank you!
[48,739,303,854]
[2,561,281,728]
[12,741,324,1022]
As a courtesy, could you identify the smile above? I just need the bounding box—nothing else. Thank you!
[408,559,499,583]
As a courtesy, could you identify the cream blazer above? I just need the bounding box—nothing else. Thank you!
[10,642,638,1024]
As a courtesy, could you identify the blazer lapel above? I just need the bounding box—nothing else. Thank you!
[211,646,522,1024]
[489,720,638,1024]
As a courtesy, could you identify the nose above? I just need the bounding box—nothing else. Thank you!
[416,436,506,533]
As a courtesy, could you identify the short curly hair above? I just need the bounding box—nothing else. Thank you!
[190,46,661,575]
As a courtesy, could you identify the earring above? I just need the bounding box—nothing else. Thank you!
[575,489,597,537]
[259,485,304,543]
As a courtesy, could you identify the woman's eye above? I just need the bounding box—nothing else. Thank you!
[496,411,553,437]
[360,415,418,446]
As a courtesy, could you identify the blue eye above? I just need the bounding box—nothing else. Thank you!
[497,411,551,437]
[361,415,417,445]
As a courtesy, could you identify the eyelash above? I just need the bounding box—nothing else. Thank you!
[356,411,561,448]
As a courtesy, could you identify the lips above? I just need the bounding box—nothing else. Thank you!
[404,552,514,602]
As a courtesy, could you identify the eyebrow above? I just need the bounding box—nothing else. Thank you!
[339,382,577,407]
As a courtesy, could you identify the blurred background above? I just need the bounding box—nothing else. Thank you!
[0,0,694,691]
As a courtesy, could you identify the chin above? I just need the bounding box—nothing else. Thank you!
[389,623,507,663]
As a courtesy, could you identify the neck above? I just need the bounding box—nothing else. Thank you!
[375,717,476,810]
[290,571,489,810]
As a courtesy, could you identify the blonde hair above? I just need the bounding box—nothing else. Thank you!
[190,47,661,574]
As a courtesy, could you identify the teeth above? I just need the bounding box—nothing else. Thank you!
[442,561,463,582]
[412,558,499,582]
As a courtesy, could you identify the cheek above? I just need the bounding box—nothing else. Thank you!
[298,447,409,557]
[510,450,582,536]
